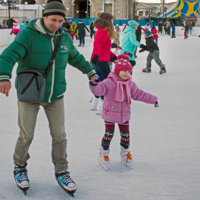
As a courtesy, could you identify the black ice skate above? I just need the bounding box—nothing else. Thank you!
[142,68,151,73]
[159,67,166,74]
[55,171,76,197]
[13,165,30,195]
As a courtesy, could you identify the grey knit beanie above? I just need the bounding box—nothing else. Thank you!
[43,2,66,18]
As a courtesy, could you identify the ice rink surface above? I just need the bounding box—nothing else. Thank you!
[0,35,200,200]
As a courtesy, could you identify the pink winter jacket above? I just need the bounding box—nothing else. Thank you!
[90,72,158,124]
[10,28,21,35]
[151,28,159,39]
[91,26,115,62]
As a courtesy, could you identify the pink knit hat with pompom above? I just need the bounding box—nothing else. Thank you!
[114,54,133,75]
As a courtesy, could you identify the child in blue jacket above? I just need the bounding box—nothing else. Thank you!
[121,20,148,67]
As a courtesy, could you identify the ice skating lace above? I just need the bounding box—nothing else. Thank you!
[126,151,132,163]
[17,172,28,182]
[61,175,74,185]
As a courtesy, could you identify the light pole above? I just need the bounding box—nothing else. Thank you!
[162,0,165,18]
[149,8,151,25]
[104,0,105,12]
[164,7,167,18]
[86,0,88,19]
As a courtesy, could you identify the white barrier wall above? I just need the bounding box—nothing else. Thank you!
[0,29,16,47]
[1,26,200,47]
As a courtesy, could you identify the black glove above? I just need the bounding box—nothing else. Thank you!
[111,43,117,48]
[140,44,149,51]
[91,55,99,65]
[110,55,117,62]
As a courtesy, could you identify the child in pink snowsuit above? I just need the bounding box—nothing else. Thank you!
[89,54,158,170]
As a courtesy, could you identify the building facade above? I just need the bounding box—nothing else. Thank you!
[34,0,176,19]
[136,2,176,19]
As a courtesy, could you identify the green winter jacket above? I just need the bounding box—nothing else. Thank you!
[0,18,96,102]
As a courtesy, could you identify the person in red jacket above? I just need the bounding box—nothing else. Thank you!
[151,26,159,44]
[91,12,117,115]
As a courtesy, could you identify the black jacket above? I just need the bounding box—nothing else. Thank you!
[185,24,189,32]
[158,23,163,31]
[90,22,95,33]
[75,23,89,37]
[135,25,142,42]
[140,35,159,53]
[62,20,70,31]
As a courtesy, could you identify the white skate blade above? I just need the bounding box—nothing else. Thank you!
[99,160,110,171]
[121,160,133,169]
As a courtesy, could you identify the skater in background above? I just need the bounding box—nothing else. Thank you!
[134,20,142,58]
[90,12,117,115]
[75,19,90,47]
[168,20,171,35]
[158,21,163,35]
[10,21,21,35]
[171,22,176,38]
[189,21,193,36]
[151,25,159,44]
[164,21,167,34]
[62,18,70,32]
[3,20,8,28]
[20,21,26,30]
[69,21,78,40]
[182,21,189,39]
[165,21,170,36]
[89,54,158,170]
[0,1,98,195]
[141,23,150,32]
[140,30,166,74]
[90,20,95,40]
[122,23,128,32]
[113,24,121,55]
[150,20,155,30]
[121,20,148,67]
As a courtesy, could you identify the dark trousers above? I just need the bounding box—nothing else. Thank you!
[90,31,95,38]
[130,60,136,67]
[172,29,175,38]
[95,61,111,81]
[95,61,111,100]
[79,36,85,45]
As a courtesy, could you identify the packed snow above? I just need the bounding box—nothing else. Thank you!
[0,34,200,200]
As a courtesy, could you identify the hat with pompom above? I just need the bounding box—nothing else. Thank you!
[13,20,18,25]
[43,1,66,18]
[128,20,139,28]
[114,54,133,75]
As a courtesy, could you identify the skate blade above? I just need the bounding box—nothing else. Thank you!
[57,180,76,197]
[99,161,109,171]
[16,185,29,195]
[63,189,76,197]
[121,160,133,169]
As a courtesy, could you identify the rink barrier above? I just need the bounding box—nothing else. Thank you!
[1,26,200,47]
[0,29,16,47]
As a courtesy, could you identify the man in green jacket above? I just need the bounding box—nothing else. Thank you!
[0,1,97,195]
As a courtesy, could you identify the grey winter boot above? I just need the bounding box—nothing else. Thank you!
[142,67,151,73]
[159,66,166,74]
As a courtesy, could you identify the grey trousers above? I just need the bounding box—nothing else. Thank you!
[146,50,165,69]
[13,98,68,173]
